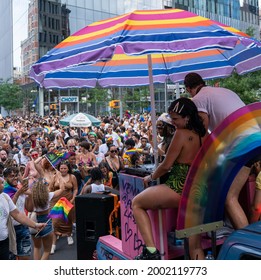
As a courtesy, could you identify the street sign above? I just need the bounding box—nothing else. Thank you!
[60,96,78,103]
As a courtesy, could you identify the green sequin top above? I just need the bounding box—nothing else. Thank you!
[165,162,190,194]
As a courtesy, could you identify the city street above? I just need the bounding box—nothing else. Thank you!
[49,235,77,260]
[31,232,77,260]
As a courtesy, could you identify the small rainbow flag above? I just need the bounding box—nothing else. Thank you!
[45,150,70,168]
[44,126,52,134]
[125,110,131,119]
[48,197,74,222]
[125,148,143,155]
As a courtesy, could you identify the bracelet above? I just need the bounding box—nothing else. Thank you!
[34,223,38,229]
[149,174,153,181]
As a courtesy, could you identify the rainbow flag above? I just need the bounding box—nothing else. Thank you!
[44,126,52,134]
[45,150,70,168]
[48,197,74,222]
[125,148,143,155]
[125,110,131,119]
[3,182,17,199]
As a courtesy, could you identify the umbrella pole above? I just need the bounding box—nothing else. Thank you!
[147,54,158,168]
[148,54,165,258]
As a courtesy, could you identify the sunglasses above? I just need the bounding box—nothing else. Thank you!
[110,150,118,153]
[68,146,75,148]
[31,154,38,157]
[156,126,164,129]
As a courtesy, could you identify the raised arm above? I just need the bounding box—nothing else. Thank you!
[33,156,45,177]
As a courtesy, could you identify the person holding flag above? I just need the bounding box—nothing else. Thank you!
[49,160,77,254]
[30,178,65,260]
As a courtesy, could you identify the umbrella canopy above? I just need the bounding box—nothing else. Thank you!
[42,42,261,89]
[59,113,101,127]
[30,9,260,87]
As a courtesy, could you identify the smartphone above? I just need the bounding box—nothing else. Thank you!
[22,177,29,184]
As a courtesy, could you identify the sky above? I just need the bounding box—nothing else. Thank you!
[13,0,29,68]
[12,0,261,68]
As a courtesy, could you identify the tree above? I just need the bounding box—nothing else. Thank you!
[0,82,23,114]
[208,27,261,104]
[210,71,261,104]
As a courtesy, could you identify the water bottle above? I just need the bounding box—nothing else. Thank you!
[205,251,215,260]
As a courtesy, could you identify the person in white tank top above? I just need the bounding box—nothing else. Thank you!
[81,167,111,194]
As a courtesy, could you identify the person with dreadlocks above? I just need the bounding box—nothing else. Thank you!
[132,98,207,260]
[30,178,64,260]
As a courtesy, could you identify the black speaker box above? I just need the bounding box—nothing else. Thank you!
[75,192,118,260]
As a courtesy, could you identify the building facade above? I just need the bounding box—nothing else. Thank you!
[173,0,260,38]
[0,0,13,82]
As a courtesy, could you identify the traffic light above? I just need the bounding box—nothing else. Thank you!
[50,104,57,110]
[109,100,120,108]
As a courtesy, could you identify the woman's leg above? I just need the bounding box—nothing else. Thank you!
[50,232,57,254]
[250,189,261,223]
[225,166,250,229]
[41,234,53,260]
[32,236,42,260]
[189,235,205,260]
[132,184,181,248]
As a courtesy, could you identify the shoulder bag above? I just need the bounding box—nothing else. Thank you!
[3,193,17,255]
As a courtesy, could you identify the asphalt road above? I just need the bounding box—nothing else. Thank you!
[49,234,77,260]
[30,230,78,260]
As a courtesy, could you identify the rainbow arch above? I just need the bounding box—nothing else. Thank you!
[177,102,261,230]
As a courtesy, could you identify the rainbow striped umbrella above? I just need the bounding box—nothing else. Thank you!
[30,9,261,88]
[41,42,261,89]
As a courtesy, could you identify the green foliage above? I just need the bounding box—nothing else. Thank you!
[87,88,108,102]
[0,82,23,112]
[123,87,150,113]
[209,71,261,104]
[245,26,255,38]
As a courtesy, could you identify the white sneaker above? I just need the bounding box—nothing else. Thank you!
[50,244,56,254]
[67,236,74,245]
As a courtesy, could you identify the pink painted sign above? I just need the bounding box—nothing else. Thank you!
[119,173,144,258]
[119,173,177,259]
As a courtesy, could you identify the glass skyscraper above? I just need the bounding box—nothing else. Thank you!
[60,0,163,34]
[173,0,259,38]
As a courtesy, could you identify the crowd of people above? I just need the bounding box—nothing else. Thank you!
[0,72,260,260]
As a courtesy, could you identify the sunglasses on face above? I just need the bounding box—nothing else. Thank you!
[110,150,117,153]
[31,153,38,157]
[156,126,164,130]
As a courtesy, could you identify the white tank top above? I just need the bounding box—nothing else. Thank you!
[91,183,105,193]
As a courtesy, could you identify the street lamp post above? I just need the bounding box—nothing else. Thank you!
[48,89,52,115]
